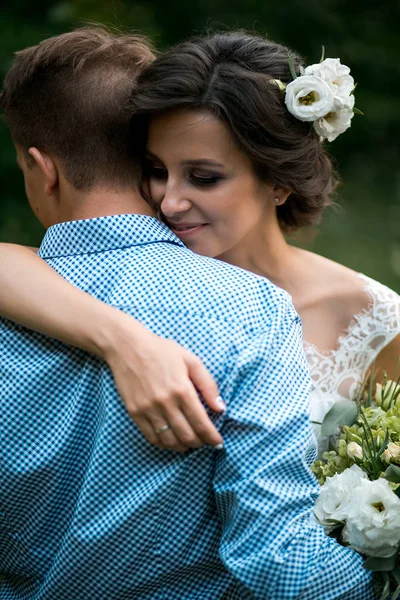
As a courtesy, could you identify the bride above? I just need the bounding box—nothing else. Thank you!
[1,30,400,451]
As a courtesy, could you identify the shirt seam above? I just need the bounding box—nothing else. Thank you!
[38,239,183,260]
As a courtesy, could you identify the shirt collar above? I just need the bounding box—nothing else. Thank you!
[38,214,184,259]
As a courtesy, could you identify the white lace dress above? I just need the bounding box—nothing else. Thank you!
[305,274,400,441]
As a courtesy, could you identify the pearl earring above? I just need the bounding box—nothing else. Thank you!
[274,198,280,205]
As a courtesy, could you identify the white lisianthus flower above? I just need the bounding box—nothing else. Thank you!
[304,58,355,110]
[314,465,367,531]
[347,442,363,460]
[285,75,335,122]
[382,442,400,464]
[314,107,354,142]
[343,478,400,557]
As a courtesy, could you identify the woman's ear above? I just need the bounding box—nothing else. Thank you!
[28,147,59,197]
[272,185,291,206]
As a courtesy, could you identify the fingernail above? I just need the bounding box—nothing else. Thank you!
[213,443,224,451]
[215,396,226,412]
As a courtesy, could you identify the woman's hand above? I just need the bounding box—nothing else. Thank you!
[101,313,225,452]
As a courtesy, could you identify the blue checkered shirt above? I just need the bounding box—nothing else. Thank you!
[0,215,374,599]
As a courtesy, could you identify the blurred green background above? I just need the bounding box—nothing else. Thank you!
[1,0,399,289]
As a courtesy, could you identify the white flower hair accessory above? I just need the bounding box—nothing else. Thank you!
[272,48,362,142]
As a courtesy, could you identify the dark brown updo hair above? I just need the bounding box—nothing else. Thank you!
[129,30,338,232]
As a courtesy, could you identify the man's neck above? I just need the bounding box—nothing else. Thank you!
[57,185,156,223]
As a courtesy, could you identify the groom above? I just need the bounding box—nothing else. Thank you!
[0,28,374,599]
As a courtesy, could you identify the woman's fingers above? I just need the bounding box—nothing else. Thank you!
[157,410,204,449]
[154,382,224,449]
[187,354,226,414]
[131,414,164,448]
[134,414,187,452]
[128,381,224,451]
[146,385,224,450]
[178,386,224,448]
[104,320,225,452]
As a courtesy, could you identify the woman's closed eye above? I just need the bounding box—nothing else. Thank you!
[147,163,168,181]
[188,171,223,188]
[145,158,224,188]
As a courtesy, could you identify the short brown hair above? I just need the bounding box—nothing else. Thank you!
[130,31,338,232]
[1,26,155,190]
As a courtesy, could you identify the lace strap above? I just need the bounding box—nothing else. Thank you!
[352,274,400,362]
[305,274,400,402]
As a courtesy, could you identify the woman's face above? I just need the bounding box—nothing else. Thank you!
[146,108,279,259]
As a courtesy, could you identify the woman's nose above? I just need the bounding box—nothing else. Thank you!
[160,184,192,218]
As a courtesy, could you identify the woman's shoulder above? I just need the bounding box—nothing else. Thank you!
[304,251,399,313]
[299,251,400,352]
[300,252,400,406]
[324,259,400,321]
[299,252,368,325]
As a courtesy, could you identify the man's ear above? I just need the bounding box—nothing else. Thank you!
[28,147,59,197]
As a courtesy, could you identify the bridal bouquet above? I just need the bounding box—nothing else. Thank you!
[312,376,400,599]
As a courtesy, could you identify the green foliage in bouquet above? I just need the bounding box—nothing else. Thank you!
[312,377,400,487]
[312,370,400,599]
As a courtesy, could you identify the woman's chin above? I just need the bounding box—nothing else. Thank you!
[182,238,218,258]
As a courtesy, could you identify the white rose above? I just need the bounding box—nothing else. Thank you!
[347,442,363,460]
[343,478,400,557]
[285,75,335,122]
[314,107,354,142]
[314,465,367,531]
[382,442,400,464]
[305,58,355,110]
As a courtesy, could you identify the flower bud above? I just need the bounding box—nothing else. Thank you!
[375,383,383,407]
[347,442,363,460]
[376,380,400,411]
[382,442,400,463]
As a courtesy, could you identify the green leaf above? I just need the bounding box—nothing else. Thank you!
[380,573,391,600]
[354,107,364,116]
[363,554,397,572]
[320,45,326,63]
[367,361,376,407]
[376,428,390,458]
[391,583,400,600]
[320,399,358,437]
[393,565,400,585]
[351,82,358,94]
[384,464,400,483]
[288,55,298,80]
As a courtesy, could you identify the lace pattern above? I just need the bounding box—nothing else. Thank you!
[306,274,400,426]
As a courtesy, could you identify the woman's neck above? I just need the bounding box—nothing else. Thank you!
[217,222,304,299]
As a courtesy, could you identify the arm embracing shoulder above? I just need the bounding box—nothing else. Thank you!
[214,300,374,599]
[0,243,221,448]
[0,242,139,355]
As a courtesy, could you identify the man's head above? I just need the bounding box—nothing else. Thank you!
[1,26,155,227]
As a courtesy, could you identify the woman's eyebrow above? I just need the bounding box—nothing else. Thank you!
[145,152,159,160]
[180,159,225,167]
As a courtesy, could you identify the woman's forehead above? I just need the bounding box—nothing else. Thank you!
[147,108,237,162]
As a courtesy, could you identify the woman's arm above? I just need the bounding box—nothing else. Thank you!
[0,243,224,451]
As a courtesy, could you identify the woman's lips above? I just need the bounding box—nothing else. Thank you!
[170,224,208,239]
